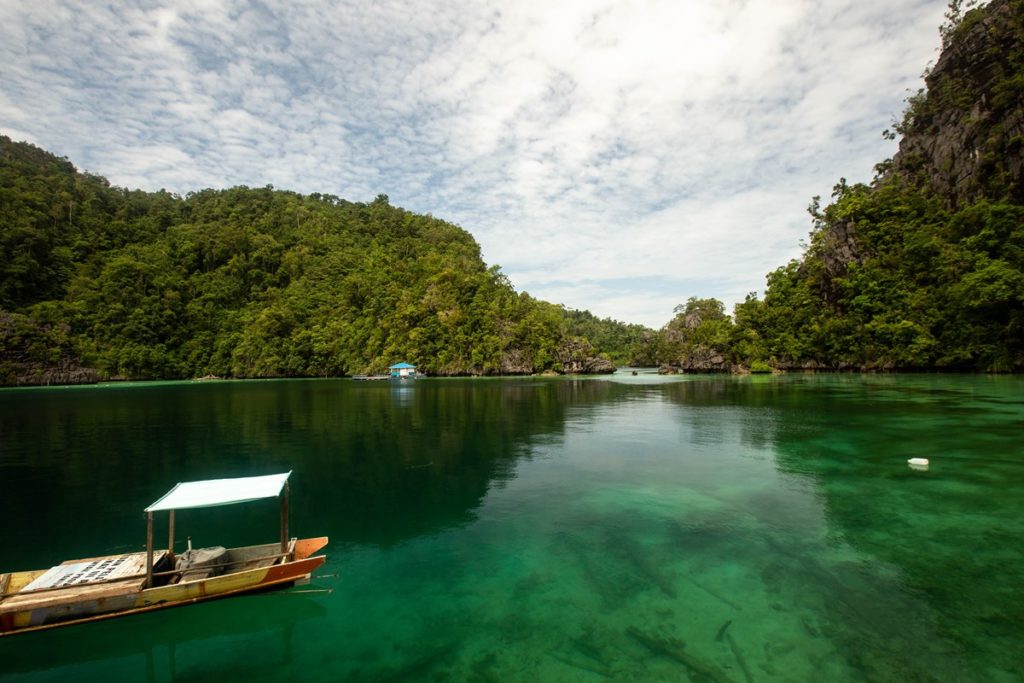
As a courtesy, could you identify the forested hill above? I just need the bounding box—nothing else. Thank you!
[641,0,1024,373]
[0,137,645,385]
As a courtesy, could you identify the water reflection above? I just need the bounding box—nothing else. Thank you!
[1,591,327,678]
[0,379,615,557]
[1,375,1021,681]
[650,374,1024,680]
[388,381,415,407]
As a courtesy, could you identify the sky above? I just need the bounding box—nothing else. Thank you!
[0,0,949,327]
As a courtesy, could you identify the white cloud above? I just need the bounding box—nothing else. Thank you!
[0,0,948,326]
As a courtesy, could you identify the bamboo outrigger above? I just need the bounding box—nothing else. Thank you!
[0,472,327,636]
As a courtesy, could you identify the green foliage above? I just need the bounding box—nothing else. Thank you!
[632,296,741,369]
[710,0,1024,373]
[741,181,1024,370]
[898,0,1024,206]
[940,0,981,48]
[561,309,648,364]
[0,136,640,382]
[0,306,95,385]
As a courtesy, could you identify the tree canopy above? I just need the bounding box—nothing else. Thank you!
[637,0,1024,373]
[0,136,642,384]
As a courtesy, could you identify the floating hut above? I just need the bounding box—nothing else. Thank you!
[389,362,418,379]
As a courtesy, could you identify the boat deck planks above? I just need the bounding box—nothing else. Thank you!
[0,552,167,613]
[28,552,152,591]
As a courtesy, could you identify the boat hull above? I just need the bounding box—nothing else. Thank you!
[0,537,328,636]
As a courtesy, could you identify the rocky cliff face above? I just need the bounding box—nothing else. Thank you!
[813,0,1023,300]
[717,0,1024,372]
[657,346,730,374]
[0,312,99,386]
[554,338,616,374]
[815,217,864,303]
[891,0,1024,206]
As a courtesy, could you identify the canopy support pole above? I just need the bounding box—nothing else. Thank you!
[145,511,154,588]
[168,510,175,556]
[280,481,290,556]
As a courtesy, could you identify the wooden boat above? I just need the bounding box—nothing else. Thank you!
[0,472,327,636]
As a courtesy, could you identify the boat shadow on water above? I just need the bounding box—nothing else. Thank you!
[0,590,329,678]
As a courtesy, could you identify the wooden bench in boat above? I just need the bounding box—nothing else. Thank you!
[0,552,167,619]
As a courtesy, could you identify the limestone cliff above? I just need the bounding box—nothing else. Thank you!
[814,0,1023,305]
[640,0,1024,372]
[0,311,98,385]
[890,0,1024,206]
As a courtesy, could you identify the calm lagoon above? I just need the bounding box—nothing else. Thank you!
[0,374,1021,681]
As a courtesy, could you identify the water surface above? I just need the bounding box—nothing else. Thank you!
[1,374,1021,681]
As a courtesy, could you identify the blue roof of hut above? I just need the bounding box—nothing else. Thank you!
[389,362,416,369]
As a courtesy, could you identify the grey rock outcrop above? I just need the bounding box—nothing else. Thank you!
[578,356,616,374]
[0,311,99,386]
[679,346,728,372]
[556,337,616,374]
[499,348,534,375]
[817,218,864,299]
[658,346,731,374]
[813,0,1023,303]
[14,361,99,386]
[890,0,1024,206]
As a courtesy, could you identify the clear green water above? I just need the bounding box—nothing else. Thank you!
[1,374,1022,682]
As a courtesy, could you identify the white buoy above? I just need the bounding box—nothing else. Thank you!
[908,457,929,470]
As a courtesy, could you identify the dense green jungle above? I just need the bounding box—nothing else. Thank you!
[635,0,1024,373]
[0,142,646,384]
[1,0,1021,385]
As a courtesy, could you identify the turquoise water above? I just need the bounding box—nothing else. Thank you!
[0,374,1022,681]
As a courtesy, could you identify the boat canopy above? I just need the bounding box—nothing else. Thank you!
[145,472,291,513]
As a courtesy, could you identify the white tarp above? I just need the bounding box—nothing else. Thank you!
[145,472,291,512]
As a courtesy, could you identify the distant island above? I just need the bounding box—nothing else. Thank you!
[1,0,1021,385]
[0,141,646,385]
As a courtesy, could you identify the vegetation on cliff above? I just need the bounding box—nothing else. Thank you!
[4,1,1019,382]
[641,0,1023,373]
[0,138,637,384]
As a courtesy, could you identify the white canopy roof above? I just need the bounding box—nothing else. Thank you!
[145,472,291,513]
